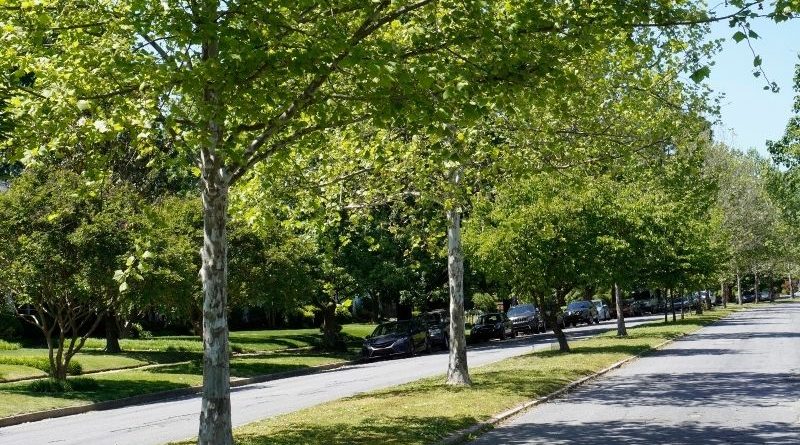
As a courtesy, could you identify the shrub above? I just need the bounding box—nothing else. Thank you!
[471,292,499,313]
[128,323,153,339]
[0,339,20,350]
[335,303,353,325]
[0,356,82,376]
[27,377,98,393]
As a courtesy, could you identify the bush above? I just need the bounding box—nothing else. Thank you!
[0,356,82,376]
[0,339,20,350]
[471,292,498,313]
[285,305,319,328]
[128,322,153,339]
[336,300,353,325]
[27,377,98,393]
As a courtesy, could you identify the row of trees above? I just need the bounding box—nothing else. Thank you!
[2,1,799,444]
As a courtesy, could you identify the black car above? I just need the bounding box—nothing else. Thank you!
[421,309,449,349]
[470,313,513,342]
[362,319,430,359]
[506,304,545,336]
[564,300,599,326]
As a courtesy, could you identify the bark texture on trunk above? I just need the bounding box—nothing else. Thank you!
[790,273,794,299]
[320,301,344,350]
[198,174,232,445]
[614,283,627,336]
[196,5,233,442]
[446,204,471,386]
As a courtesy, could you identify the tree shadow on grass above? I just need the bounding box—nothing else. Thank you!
[235,415,479,445]
[1,378,194,404]
[78,349,201,364]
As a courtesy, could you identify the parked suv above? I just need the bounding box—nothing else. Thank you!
[564,300,599,326]
[421,309,449,350]
[506,304,545,336]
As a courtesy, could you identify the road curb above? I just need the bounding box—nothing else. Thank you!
[0,359,360,428]
[434,336,682,445]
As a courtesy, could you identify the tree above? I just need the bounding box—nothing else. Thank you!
[0,167,141,379]
[1,1,781,441]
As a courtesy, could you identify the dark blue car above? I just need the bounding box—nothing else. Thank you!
[362,319,430,359]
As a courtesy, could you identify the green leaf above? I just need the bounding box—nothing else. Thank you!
[118,281,129,292]
[753,56,762,67]
[732,31,746,42]
[689,66,711,84]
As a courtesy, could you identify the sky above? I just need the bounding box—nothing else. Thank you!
[706,16,800,157]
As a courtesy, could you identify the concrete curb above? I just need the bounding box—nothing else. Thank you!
[434,335,687,445]
[0,359,360,428]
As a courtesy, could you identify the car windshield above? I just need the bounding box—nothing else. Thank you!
[479,314,502,324]
[568,301,591,310]
[371,321,409,337]
[507,305,534,317]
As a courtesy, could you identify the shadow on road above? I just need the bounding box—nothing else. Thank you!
[563,371,800,408]
[481,420,800,445]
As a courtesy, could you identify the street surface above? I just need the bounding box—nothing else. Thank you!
[471,303,800,445]
[0,315,659,445]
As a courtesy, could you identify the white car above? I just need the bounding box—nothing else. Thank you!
[592,299,611,320]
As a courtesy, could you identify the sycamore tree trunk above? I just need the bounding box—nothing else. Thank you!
[446,202,471,386]
[614,283,627,336]
[737,273,742,305]
[197,21,233,442]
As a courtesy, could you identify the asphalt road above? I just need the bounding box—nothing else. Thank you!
[471,302,800,445]
[0,315,660,445]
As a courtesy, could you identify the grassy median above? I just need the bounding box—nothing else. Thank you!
[171,306,744,445]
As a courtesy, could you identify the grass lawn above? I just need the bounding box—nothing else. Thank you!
[170,306,743,445]
[0,323,375,383]
[0,348,355,418]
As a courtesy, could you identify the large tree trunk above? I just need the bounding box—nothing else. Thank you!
[445,202,471,386]
[790,272,794,299]
[196,6,233,442]
[198,172,232,445]
[722,281,727,308]
[614,283,627,336]
[545,308,570,352]
[104,311,122,353]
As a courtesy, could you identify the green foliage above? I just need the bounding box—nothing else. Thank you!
[0,357,82,376]
[0,340,20,350]
[470,292,498,313]
[26,377,98,394]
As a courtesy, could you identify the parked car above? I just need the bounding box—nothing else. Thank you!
[506,303,545,336]
[592,299,611,320]
[362,319,430,359]
[470,312,513,342]
[421,309,449,349]
[564,300,599,326]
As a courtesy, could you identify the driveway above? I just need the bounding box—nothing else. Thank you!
[470,303,800,444]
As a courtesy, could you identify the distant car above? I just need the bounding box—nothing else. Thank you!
[362,319,430,359]
[470,312,513,342]
[564,300,599,326]
[506,303,545,336]
[592,299,611,320]
[421,309,449,349]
